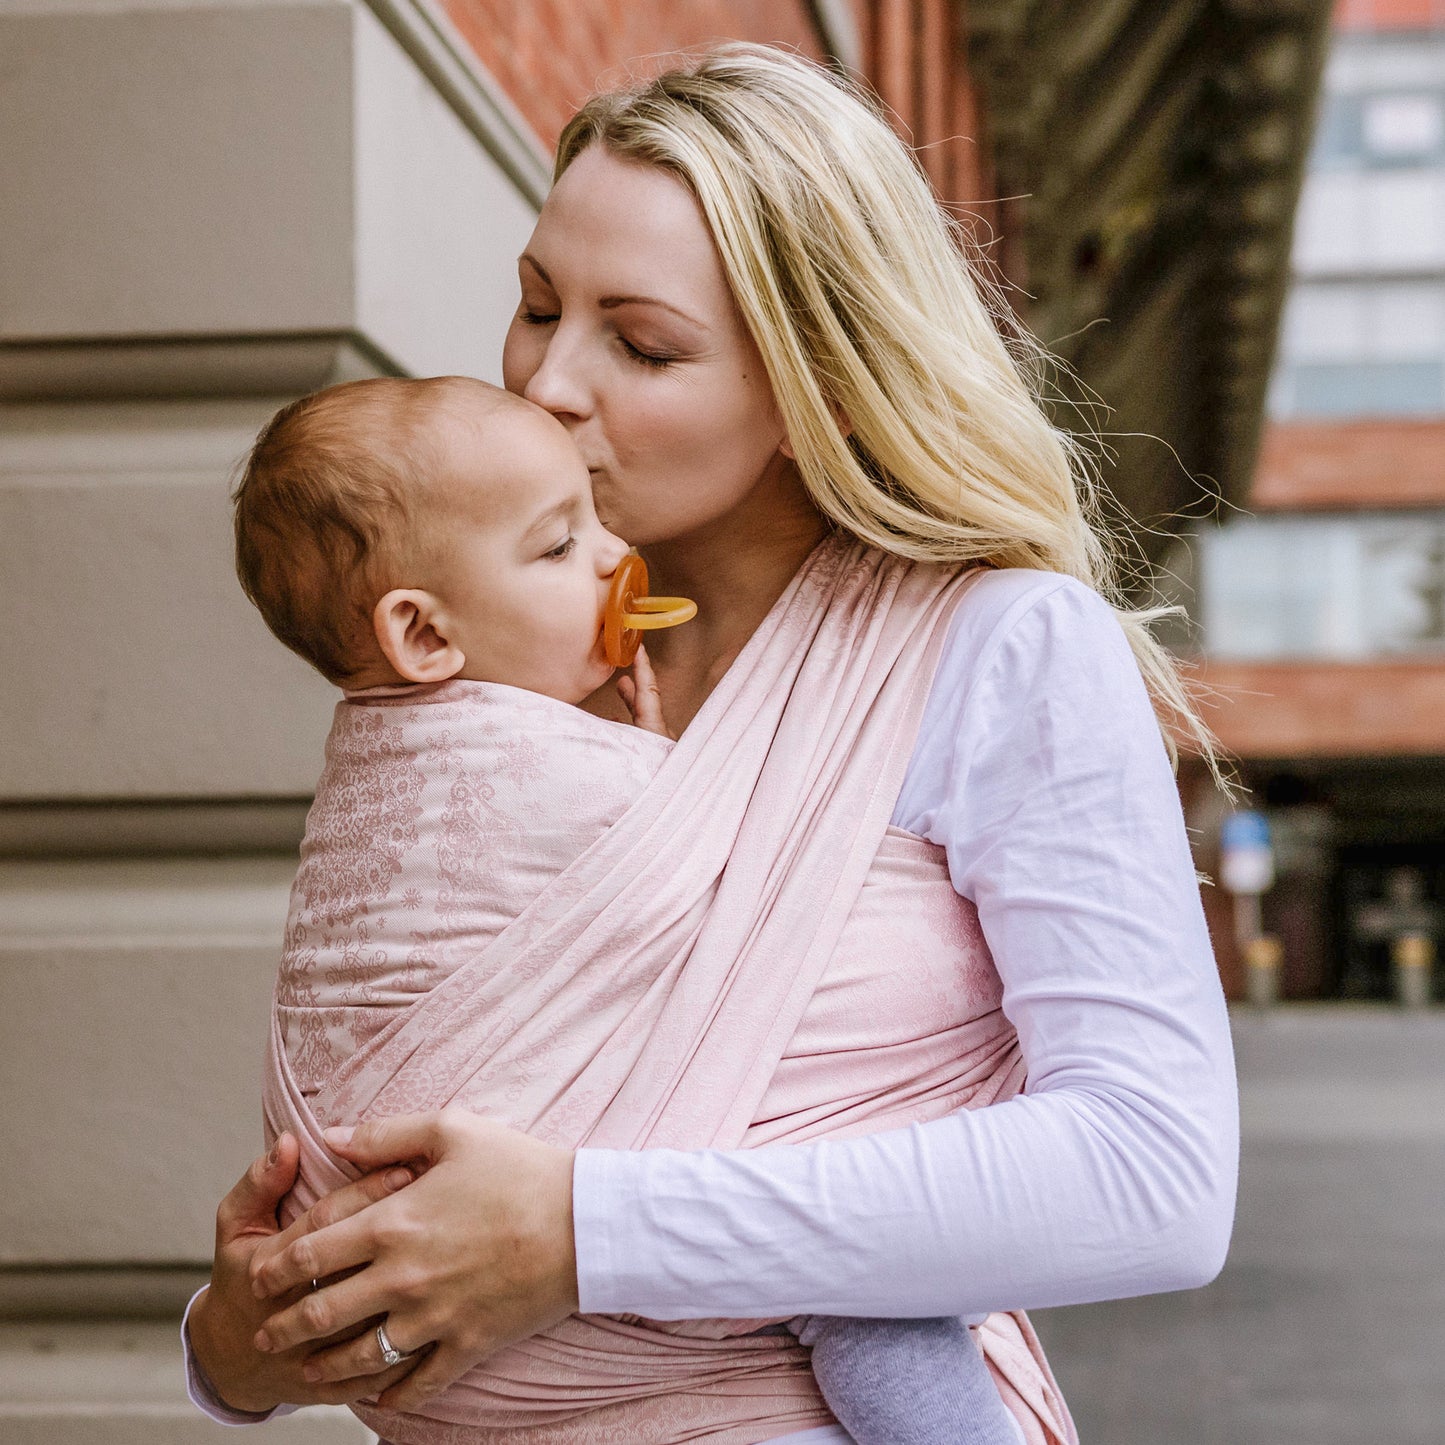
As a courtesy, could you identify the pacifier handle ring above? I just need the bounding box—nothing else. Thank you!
[621,597,697,630]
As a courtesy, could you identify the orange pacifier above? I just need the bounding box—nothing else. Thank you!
[603,550,697,667]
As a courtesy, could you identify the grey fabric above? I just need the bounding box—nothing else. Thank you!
[794,1315,1020,1445]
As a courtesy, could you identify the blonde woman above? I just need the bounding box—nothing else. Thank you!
[187,44,1238,1445]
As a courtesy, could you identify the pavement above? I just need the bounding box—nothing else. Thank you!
[1033,1006,1445,1445]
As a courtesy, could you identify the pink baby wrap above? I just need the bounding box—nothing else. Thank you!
[263,537,1077,1445]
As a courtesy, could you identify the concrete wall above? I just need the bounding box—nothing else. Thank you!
[0,0,541,1433]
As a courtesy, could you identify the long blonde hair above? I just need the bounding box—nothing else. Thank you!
[557,44,1220,775]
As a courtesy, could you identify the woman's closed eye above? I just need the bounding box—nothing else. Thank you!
[618,336,676,369]
[517,307,559,326]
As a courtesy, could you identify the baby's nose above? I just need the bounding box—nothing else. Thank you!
[598,530,630,576]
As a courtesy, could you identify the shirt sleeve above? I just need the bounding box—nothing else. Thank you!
[181,1286,299,1426]
[573,571,1239,1319]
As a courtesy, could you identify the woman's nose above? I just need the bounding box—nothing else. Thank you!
[520,333,592,423]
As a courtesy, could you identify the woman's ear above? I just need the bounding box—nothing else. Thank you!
[372,589,465,683]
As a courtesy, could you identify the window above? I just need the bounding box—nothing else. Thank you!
[1272,280,1445,418]
[1283,360,1444,416]
[1199,514,1445,659]
[1361,93,1444,163]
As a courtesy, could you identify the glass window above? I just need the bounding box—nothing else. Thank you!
[1370,282,1445,360]
[1294,173,1367,273]
[1281,284,1367,361]
[1365,173,1445,268]
[1309,94,1362,169]
[1281,281,1445,365]
[1198,514,1445,660]
[1283,280,1369,359]
[1361,94,1444,163]
[1285,360,1444,417]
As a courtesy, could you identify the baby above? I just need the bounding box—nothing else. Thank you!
[234,375,1021,1445]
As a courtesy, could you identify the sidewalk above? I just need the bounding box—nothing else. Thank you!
[1034,1006,1445,1445]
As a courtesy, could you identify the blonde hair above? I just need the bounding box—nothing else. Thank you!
[558,43,1221,776]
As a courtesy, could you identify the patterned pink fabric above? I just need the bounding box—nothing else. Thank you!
[263,538,1077,1445]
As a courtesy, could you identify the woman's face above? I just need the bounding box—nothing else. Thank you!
[501,145,791,548]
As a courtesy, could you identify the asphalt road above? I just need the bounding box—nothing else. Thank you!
[1032,1006,1445,1445]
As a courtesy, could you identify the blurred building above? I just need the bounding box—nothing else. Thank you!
[1183,0,1445,1001]
[0,0,1330,1436]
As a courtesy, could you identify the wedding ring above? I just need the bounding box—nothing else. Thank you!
[311,1278,320,1292]
[376,1320,410,1368]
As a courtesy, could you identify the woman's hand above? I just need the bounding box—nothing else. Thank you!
[247,1110,579,1412]
[189,1133,418,1412]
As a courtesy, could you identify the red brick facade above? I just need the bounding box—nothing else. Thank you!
[441,1,829,152]
[1196,658,1445,757]
[1336,0,1445,31]
[1253,419,1445,510]
[441,1,990,210]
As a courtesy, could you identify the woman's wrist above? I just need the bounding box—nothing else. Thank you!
[186,1283,282,1417]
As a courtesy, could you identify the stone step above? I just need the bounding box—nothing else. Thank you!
[0,1321,374,1443]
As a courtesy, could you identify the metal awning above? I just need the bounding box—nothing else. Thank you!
[967,0,1334,556]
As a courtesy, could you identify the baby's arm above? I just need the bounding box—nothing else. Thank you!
[616,644,674,738]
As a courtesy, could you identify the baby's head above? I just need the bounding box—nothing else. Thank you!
[233,376,630,702]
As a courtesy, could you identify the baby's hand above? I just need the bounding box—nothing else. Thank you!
[617,644,673,739]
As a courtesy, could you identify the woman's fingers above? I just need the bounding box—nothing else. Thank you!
[304,1356,420,1408]
[374,1342,471,1412]
[322,1113,442,1172]
[301,1322,434,1385]
[248,1165,412,1298]
[254,1111,577,1394]
[255,1266,392,1354]
[250,1208,378,1308]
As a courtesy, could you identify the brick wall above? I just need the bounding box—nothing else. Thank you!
[1252,419,1445,510]
[1336,0,1445,31]
[441,1,992,221]
[1195,658,1445,756]
[442,0,830,154]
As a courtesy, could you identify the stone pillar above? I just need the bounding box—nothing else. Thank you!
[0,0,543,1433]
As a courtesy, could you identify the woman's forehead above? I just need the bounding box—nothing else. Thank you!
[527,147,729,303]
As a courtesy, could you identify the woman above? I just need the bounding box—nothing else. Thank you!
[188,44,1237,1442]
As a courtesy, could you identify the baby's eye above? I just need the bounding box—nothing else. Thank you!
[543,534,577,560]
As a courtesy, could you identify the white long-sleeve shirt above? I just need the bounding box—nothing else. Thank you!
[185,568,1239,1428]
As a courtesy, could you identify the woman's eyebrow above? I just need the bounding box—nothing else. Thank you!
[600,295,710,332]
[520,254,708,333]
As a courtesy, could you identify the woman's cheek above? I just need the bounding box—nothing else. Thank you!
[500,324,536,395]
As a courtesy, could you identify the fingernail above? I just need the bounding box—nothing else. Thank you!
[253,1329,272,1352]
[323,1126,353,1147]
[302,1363,322,1383]
[266,1142,280,1168]
[384,1168,411,1192]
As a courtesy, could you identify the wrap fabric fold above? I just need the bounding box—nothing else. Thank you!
[263,536,1077,1444]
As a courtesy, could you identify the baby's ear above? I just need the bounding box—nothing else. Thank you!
[372,589,465,683]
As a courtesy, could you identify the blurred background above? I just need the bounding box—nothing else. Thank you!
[1,0,1440,1440]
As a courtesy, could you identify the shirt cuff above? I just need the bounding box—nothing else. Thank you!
[572,1148,639,1314]
[181,1285,299,1425]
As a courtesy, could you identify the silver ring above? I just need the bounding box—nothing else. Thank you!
[376,1320,409,1368]
[311,1278,320,1292]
